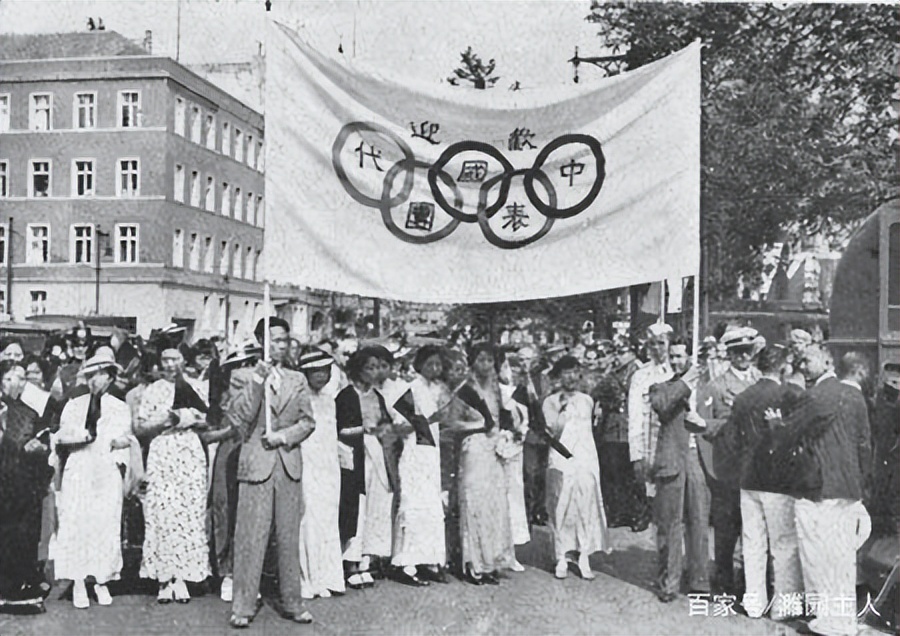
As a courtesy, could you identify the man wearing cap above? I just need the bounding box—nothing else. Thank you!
[696,326,761,596]
[542,356,610,580]
[628,323,675,496]
[227,317,316,628]
[296,348,345,599]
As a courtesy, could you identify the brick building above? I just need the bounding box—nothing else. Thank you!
[0,31,325,339]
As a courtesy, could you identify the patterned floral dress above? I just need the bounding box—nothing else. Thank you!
[138,379,211,584]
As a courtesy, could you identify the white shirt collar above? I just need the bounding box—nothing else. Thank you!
[730,366,754,382]
[815,371,837,386]
[840,379,862,392]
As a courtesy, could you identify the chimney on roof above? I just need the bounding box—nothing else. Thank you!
[143,30,152,53]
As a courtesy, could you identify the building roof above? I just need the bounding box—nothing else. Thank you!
[0,31,147,61]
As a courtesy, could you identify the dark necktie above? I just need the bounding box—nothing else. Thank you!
[85,392,102,441]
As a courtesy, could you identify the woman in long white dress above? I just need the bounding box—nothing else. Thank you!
[542,356,610,580]
[51,352,136,609]
[391,345,448,585]
[496,354,530,564]
[135,348,211,604]
[297,349,346,599]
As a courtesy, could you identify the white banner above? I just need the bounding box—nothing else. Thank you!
[264,22,700,303]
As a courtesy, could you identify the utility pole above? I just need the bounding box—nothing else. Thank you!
[6,216,13,319]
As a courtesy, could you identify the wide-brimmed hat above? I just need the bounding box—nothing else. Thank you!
[67,324,92,346]
[81,349,123,375]
[297,348,333,371]
[221,339,263,370]
[721,327,759,350]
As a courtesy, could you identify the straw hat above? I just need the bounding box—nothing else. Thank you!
[81,349,123,375]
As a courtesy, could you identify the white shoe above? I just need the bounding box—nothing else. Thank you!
[510,561,525,573]
[172,579,190,603]
[73,580,89,609]
[576,555,595,580]
[220,576,233,603]
[94,584,113,606]
[318,589,331,598]
[555,560,568,579]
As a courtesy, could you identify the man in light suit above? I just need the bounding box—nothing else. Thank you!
[227,318,316,628]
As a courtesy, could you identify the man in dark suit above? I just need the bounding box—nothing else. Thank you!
[790,347,872,636]
[227,318,316,628]
[648,338,709,603]
[724,345,802,620]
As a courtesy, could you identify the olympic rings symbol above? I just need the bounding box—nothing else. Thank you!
[332,122,606,250]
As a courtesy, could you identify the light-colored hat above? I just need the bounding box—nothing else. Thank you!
[647,323,674,338]
[81,349,123,375]
[221,339,263,370]
[790,329,813,347]
[297,348,333,371]
[721,326,759,349]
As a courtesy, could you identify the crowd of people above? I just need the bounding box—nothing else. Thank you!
[0,316,895,636]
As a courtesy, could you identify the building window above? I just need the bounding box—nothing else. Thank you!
[257,195,264,228]
[190,170,201,206]
[71,224,94,264]
[72,159,94,197]
[203,236,214,273]
[174,164,185,202]
[0,225,7,266]
[189,232,200,270]
[222,121,231,157]
[247,134,255,167]
[257,141,264,172]
[246,246,253,281]
[219,241,230,275]
[74,92,96,129]
[30,291,47,316]
[221,182,231,216]
[115,224,139,263]
[0,161,7,197]
[118,158,140,197]
[232,243,242,278]
[254,250,261,281]
[234,128,244,163]
[29,160,51,197]
[205,176,215,211]
[29,93,52,131]
[26,224,50,264]
[190,105,201,143]
[247,191,255,225]
[118,90,140,127]
[205,114,216,150]
[234,187,242,221]
[174,98,185,136]
[172,229,184,267]
[0,94,9,132]
[0,290,5,315]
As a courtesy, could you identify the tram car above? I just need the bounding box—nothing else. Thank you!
[829,198,899,634]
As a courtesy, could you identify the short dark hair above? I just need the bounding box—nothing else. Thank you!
[467,342,495,369]
[757,345,790,373]
[346,346,392,383]
[669,336,691,355]
[254,317,291,345]
[413,345,444,374]
[836,352,869,381]
[0,359,25,378]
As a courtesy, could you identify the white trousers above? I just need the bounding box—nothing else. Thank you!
[740,490,802,619]
[795,498,871,636]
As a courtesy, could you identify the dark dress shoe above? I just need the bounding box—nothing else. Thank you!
[482,572,500,585]
[657,591,677,603]
[463,572,485,586]
[420,567,448,584]
[396,571,430,587]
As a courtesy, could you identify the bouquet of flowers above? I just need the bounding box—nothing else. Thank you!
[495,429,523,460]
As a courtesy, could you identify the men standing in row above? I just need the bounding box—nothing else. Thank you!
[227,318,316,629]
[647,338,709,602]
[790,347,872,636]
[697,327,760,595]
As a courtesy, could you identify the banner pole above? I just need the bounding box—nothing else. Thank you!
[692,273,701,365]
[264,282,272,437]
[659,280,666,324]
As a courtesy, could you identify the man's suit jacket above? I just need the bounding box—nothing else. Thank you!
[696,366,758,481]
[722,377,790,492]
[648,377,692,479]
[226,366,315,484]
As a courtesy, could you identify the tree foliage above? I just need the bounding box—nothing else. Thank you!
[587,2,900,301]
[447,46,500,89]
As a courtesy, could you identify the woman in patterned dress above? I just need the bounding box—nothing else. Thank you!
[134,348,211,604]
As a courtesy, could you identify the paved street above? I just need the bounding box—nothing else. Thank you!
[1,527,803,636]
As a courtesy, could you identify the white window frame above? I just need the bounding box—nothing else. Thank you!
[25,223,50,264]
[257,140,265,172]
[71,158,95,197]
[189,232,200,270]
[73,91,97,129]
[117,157,140,197]
[205,113,216,150]
[221,181,231,216]
[174,97,186,136]
[190,170,201,206]
[203,236,214,273]
[117,90,141,128]
[246,134,255,167]
[114,223,139,264]
[254,250,261,281]
[219,240,230,275]
[172,229,184,267]
[29,92,52,131]
[257,195,264,228]
[174,163,185,203]
[232,242,242,279]
[222,121,231,157]
[0,224,8,266]
[234,186,242,221]
[234,128,244,163]
[247,191,254,225]
[29,290,47,316]
[70,223,94,264]
[205,176,215,212]
[190,104,202,143]
[0,94,9,132]
[0,160,8,197]
[28,159,51,198]
[0,290,6,315]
